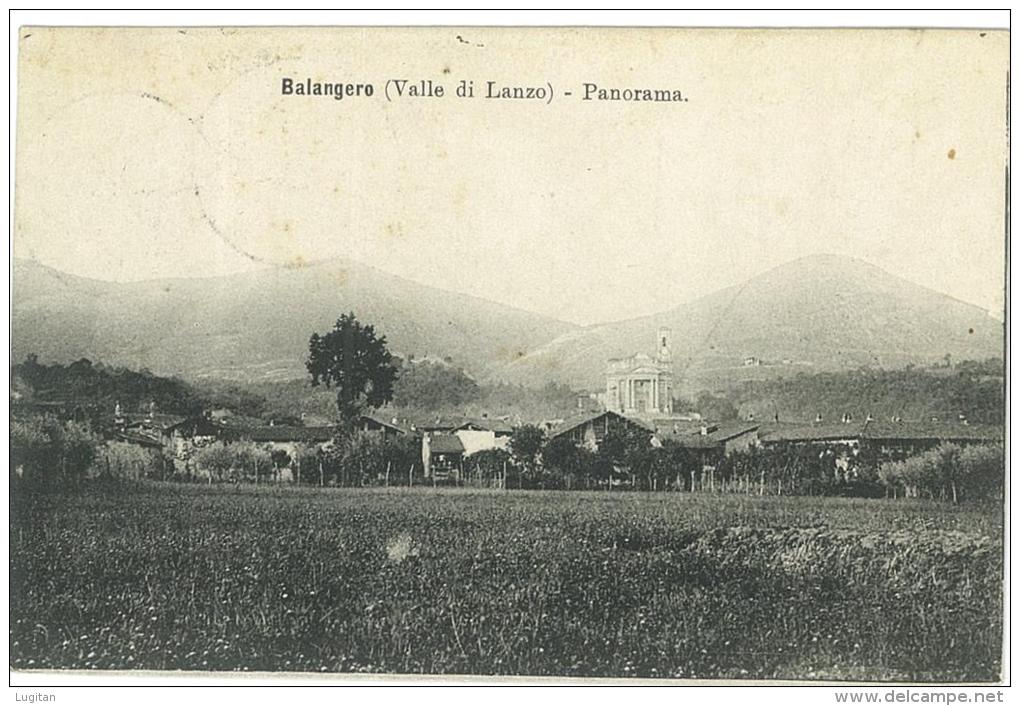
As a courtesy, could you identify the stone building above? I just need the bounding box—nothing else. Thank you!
[605,327,674,416]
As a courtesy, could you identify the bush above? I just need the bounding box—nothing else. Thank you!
[464,448,511,486]
[317,432,422,487]
[99,442,164,481]
[958,444,1005,500]
[193,443,235,482]
[11,416,99,490]
[192,442,273,483]
[879,442,1004,502]
[229,442,273,483]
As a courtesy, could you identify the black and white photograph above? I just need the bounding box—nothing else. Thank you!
[6,12,1011,694]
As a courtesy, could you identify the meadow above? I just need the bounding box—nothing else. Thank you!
[9,483,1003,681]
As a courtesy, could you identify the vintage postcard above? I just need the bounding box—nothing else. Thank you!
[9,23,1009,688]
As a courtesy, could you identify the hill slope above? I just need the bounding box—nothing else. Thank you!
[13,255,1003,391]
[492,255,1003,391]
[12,258,576,382]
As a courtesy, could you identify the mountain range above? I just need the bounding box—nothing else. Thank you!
[12,254,1002,392]
[497,254,1003,391]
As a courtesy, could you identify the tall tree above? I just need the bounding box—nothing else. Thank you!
[541,435,598,490]
[509,424,545,486]
[306,313,398,426]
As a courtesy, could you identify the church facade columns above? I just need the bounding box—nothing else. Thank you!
[604,330,674,416]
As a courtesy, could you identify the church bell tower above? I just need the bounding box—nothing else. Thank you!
[656,327,672,364]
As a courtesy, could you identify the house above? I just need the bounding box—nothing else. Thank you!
[758,419,1003,462]
[758,422,861,451]
[454,417,514,437]
[112,428,165,451]
[707,423,761,455]
[654,421,761,468]
[547,410,653,451]
[421,432,466,480]
[419,416,515,481]
[207,408,235,422]
[858,419,1003,461]
[109,406,221,456]
[107,413,184,450]
[357,413,411,438]
[446,417,512,455]
[220,424,336,460]
[454,429,510,456]
[419,417,460,433]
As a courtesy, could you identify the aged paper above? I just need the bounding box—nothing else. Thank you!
[10,25,1009,689]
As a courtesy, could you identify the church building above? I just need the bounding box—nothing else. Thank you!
[605,327,674,417]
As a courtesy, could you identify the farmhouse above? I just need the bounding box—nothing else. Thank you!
[220,424,335,459]
[858,419,1003,460]
[356,413,411,438]
[113,428,164,450]
[758,422,862,451]
[419,416,460,433]
[547,410,653,450]
[605,327,674,417]
[421,432,466,480]
[454,417,514,437]
[653,421,761,467]
[420,416,514,480]
[758,419,1003,460]
[109,404,220,456]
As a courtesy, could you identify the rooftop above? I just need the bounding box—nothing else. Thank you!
[358,413,412,435]
[758,420,1003,443]
[112,413,190,431]
[427,433,466,455]
[113,430,164,448]
[548,410,655,439]
[455,417,514,434]
[654,421,760,448]
[221,425,335,443]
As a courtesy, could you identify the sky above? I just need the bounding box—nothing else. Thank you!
[13,27,1009,325]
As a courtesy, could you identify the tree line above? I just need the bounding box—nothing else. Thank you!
[725,361,1005,425]
[189,433,421,487]
[11,411,1003,505]
[878,443,1003,502]
[11,314,1004,505]
[12,355,267,422]
[508,430,1002,502]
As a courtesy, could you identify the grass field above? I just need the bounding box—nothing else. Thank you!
[9,483,1003,681]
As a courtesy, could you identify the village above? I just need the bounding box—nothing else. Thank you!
[17,325,996,498]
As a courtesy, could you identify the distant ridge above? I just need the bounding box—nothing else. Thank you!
[11,257,576,382]
[12,254,1002,390]
[490,254,1003,390]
